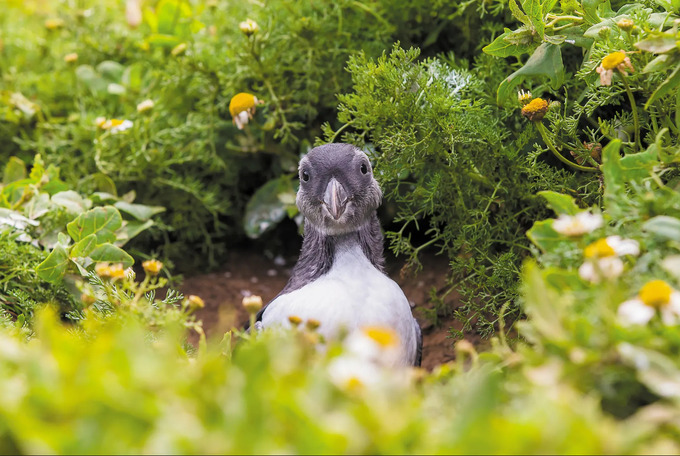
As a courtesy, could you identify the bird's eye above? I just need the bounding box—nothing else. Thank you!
[301,170,310,182]
[360,163,368,175]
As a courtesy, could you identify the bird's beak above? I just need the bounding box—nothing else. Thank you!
[323,177,348,220]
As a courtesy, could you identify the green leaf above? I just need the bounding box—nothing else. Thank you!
[643,216,680,241]
[244,176,297,239]
[526,219,564,252]
[537,191,581,215]
[52,191,91,215]
[88,243,134,268]
[70,234,98,257]
[70,257,92,277]
[497,43,564,104]
[645,66,680,108]
[542,0,558,15]
[156,0,192,35]
[96,60,125,83]
[520,0,544,38]
[544,34,567,45]
[3,157,26,184]
[635,36,678,54]
[509,0,531,26]
[67,206,122,243]
[114,219,155,246]
[114,201,165,221]
[601,139,623,196]
[582,0,607,24]
[482,28,537,58]
[643,54,675,73]
[36,244,69,283]
[75,65,107,94]
[619,148,659,180]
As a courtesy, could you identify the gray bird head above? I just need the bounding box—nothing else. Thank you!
[297,144,382,235]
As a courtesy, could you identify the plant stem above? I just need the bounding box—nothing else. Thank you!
[619,72,641,152]
[535,122,599,172]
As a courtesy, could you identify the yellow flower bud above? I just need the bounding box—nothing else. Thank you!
[616,18,635,32]
[142,259,163,276]
[186,295,205,310]
[136,99,154,113]
[45,18,65,30]
[64,53,78,63]
[239,19,259,36]
[171,43,187,57]
[306,318,321,331]
[242,295,263,314]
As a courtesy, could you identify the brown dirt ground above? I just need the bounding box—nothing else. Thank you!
[180,249,480,370]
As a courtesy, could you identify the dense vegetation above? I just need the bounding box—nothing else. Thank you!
[2,0,680,453]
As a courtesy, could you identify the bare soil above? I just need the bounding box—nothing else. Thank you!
[180,249,478,369]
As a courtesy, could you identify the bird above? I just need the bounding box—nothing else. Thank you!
[253,143,422,367]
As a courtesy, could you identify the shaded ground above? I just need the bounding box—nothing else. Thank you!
[180,249,479,369]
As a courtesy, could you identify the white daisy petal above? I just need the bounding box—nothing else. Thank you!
[578,262,598,283]
[327,355,382,390]
[607,236,640,256]
[661,292,680,326]
[618,298,655,325]
[597,257,624,280]
[234,111,249,130]
[579,257,623,283]
[553,212,603,236]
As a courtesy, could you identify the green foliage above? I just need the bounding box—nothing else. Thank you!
[0,153,161,319]
[3,0,488,267]
[521,135,680,423]
[0,303,659,454]
[0,231,79,322]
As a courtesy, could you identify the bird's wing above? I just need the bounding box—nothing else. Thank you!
[413,317,423,367]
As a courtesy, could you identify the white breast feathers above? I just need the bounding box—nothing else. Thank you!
[260,240,417,366]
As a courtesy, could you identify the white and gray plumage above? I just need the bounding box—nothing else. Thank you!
[253,143,422,367]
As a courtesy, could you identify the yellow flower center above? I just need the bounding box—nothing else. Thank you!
[288,315,302,326]
[601,52,626,70]
[229,93,257,117]
[584,238,616,258]
[521,98,550,121]
[362,326,398,348]
[345,376,364,391]
[522,98,548,114]
[639,280,673,309]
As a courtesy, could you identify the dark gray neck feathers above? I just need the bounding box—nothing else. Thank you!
[281,212,385,295]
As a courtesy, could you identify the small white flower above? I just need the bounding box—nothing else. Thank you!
[579,256,624,283]
[345,326,405,368]
[136,99,154,113]
[579,236,639,283]
[327,355,382,391]
[552,211,603,236]
[100,119,133,134]
[604,235,640,256]
[618,280,680,326]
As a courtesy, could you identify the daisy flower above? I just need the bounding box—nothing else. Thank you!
[618,280,680,326]
[552,211,603,237]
